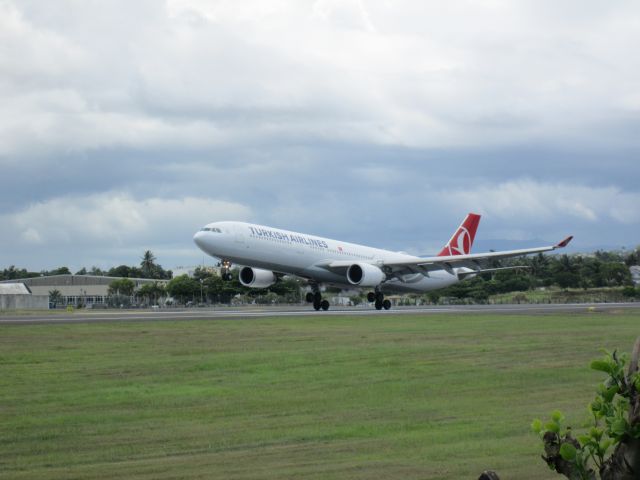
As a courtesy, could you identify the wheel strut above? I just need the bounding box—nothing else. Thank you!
[309,283,329,311]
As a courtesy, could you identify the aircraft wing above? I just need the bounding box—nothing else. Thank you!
[323,236,573,277]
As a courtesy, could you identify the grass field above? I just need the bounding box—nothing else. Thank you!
[1,311,639,479]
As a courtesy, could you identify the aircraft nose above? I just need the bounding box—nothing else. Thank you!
[193,231,206,250]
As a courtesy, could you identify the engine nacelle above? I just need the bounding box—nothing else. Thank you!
[346,263,385,287]
[239,267,277,288]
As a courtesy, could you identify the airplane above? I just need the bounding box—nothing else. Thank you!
[193,213,572,311]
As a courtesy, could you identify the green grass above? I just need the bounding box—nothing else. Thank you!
[0,309,67,317]
[1,311,639,479]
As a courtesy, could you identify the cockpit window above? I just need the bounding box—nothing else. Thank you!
[201,227,222,233]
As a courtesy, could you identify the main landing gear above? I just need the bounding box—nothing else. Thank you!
[305,287,330,311]
[367,290,391,310]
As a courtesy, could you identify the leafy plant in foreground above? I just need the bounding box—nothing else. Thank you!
[531,338,640,480]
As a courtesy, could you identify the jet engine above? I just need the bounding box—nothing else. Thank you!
[346,263,385,287]
[239,267,277,288]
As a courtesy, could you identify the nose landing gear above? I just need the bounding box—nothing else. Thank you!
[220,260,233,281]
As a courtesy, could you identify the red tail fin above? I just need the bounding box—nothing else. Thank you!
[437,213,481,256]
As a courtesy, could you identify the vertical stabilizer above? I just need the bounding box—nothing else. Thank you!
[437,213,481,256]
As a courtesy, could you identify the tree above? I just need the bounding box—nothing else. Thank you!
[75,267,87,275]
[555,271,581,290]
[48,266,71,275]
[166,275,200,304]
[624,247,640,267]
[90,266,105,276]
[108,278,135,296]
[136,250,172,279]
[350,295,363,306]
[2,265,19,280]
[193,266,214,282]
[580,257,605,288]
[219,270,244,304]
[140,250,157,278]
[1,266,40,281]
[427,292,440,305]
[48,289,63,306]
[600,263,632,287]
[137,282,166,305]
[108,265,133,278]
[551,255,581,289]
[493,270,533,293]
[530,253,552,285]
[268,277,302,303]
[202,274,224,303]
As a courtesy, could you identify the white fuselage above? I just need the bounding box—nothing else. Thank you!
[193,221,463,293]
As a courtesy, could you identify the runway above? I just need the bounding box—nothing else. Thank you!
[1,302,638,325]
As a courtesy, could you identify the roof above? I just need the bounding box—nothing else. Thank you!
[0,274,168,287]
[0,283,31,295]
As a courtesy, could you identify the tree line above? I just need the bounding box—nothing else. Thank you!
[102,267,302,307]
[433,249,639,303]
[1,250,172,281]
[3,247,639,306]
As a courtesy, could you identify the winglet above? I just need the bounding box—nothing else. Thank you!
[556,236,573,248]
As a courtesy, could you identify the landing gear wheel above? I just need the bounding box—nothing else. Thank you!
[314,291,322,303]
[382,299,391,310]
[375,291,384,302]
[375,299,383,310]
[367,292,376,303]
[321,300,330,311]
[305,292,314,303]
[313,300,321,311]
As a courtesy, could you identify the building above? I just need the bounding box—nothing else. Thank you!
[172,265,222,278]
[0,275,168,307]
[0,283,49,310]
[631,266,640,285]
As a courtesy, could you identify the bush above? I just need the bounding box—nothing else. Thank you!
[531,340,640,479]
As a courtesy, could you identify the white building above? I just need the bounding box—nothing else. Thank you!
[0,283,49,310]
[172,265,222,278]
[0,275,168,307]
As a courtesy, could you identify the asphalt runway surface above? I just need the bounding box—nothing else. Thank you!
[1,302,639,325]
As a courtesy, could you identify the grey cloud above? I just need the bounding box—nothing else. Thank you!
[0,1,639,269]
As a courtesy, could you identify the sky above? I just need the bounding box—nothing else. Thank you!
[1,0,639,272]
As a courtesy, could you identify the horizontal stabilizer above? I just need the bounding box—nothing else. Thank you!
[457,265,530,280]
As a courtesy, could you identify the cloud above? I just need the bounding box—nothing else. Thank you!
[0,193,251,268]
[3,0,640,158]
[313,0,376,32]
[445,180,640,225]
[0,1,638,268]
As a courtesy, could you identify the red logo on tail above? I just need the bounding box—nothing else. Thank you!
[437,213,481,257]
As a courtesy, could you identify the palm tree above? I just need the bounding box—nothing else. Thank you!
[49,289,63,307]
[140,250,157,278]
